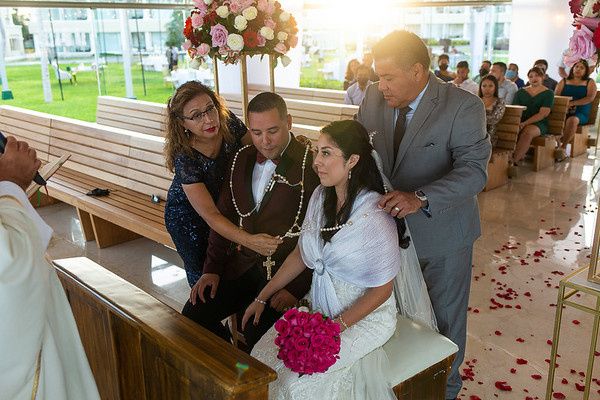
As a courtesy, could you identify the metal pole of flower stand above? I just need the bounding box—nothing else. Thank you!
[240,55,249,125]
[269,54,276,92]
[212,55,219,95]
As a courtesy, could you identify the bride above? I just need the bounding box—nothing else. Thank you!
[242,120,436,399]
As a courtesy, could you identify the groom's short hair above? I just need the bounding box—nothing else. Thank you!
[248,92,288,120]
[372,30,430,71]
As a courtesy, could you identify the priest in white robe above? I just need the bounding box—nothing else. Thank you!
[0,136,99,400]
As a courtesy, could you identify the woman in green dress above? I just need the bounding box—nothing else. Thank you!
[512,67,555,165]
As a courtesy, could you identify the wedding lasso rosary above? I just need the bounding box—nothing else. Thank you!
[230,144,309,279]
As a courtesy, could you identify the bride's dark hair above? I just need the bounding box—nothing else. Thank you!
[320,120,409,248]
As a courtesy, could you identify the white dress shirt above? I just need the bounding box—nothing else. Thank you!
[498,79,518,105]
[454,78,479,95]
[252,131,291,206]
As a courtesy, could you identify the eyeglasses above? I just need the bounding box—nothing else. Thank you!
[180,104,218,123]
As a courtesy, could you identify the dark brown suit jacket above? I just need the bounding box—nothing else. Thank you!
[203,135,319,299]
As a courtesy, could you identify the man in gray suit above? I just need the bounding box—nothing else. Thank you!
[356,30,491,399]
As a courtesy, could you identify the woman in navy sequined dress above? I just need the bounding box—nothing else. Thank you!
[164,82,281,287]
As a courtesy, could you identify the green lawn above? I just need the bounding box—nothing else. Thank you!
[1,63,175,122]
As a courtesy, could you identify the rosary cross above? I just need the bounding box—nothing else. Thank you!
[263,256,275,280]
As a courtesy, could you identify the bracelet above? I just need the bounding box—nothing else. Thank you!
[254,297,267,305]
[337,315,349,330]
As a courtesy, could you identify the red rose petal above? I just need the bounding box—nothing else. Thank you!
[531,374,542,380]
[575,383,585,391]
[495,330,502,336]
[516,338,525,343]
[573,320,581,325]
[561,378,568,384]
[516,358,528,365]
[510,368,516,374]
[469,396,482,400]
[553,393,566,399]
[494,381,512,391]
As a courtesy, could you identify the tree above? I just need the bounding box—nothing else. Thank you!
[165,10,184,48]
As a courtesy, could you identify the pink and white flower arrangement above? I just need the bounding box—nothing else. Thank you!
[183,0,299,65]
[274,307,341,376]
[564,0,600,67]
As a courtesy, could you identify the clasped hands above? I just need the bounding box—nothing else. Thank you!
[378,190,423,218]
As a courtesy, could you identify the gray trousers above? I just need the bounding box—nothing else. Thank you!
[420,246,473,400]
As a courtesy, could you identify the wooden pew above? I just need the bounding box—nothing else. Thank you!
[484,105,526,191]
[247,83,346,104]
[0,105,174,249]
[53,256,275,400]
[530,95,570,171]
[570,90,600,157]
[96,96,331,139]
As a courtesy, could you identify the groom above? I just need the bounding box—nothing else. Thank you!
[356,31,490,399]
[182,92,319,350]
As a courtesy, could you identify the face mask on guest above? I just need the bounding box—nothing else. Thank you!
[439,63,449,71]
[479,68,489,77]
[505,70,517,79]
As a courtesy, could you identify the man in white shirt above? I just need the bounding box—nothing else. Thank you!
[0,136,100,400]
[344,64,373,105]
[490,61,518,104]
[452,60,479,95]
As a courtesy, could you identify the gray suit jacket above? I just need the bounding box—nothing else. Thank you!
[356,72,491,258]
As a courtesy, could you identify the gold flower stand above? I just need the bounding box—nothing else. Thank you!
[212,53,276,124]
[545,266,600,399]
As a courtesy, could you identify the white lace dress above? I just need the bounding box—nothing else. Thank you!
[251,187,402,400]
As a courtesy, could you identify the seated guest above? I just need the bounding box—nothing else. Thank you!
[473,60,492,83]
[554,58,597,161]
[507,63,525,88]
[434,53,455,82]
[182,92,319,351]
[453,60,479,95]
[533,59,558,91]
[343,58,360,90]
[164,81,282,287]
[511,67,555,169]
[344,64,372,105]
[478,75,506,146]
[490,61,518,104]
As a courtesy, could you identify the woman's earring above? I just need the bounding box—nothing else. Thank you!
[348,169,352,180]
[184,129,191,137]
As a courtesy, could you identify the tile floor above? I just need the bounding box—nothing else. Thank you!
[42,151,600,400]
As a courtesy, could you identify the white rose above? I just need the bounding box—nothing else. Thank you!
[259,26,275,40]
[203,0,213,5]
[297,306,310,313]
[277,31,288,42]
[189,57,202,69]
[242,6,258,21]
[234,15,248,31]
[280,55,291,67]
[279,12,290,22]
[227,33,244,52]
[216,5,230,18]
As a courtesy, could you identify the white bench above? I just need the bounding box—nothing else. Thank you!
[385,317,458,398]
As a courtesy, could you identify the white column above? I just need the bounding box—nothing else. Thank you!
[34,9,52,103]
[0,14,12,99]
[88,9,102,96]
[485,6,496,61]
[509,0,572,81]
[119,9,134,98]
[469,7,486,69]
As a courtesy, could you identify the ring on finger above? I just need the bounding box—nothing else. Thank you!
[393,206,401,212]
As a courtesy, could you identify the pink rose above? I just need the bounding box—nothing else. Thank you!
[565,25,597,67]
[274,42,287,54]
[191,13,204,28]
[274,319,291,336]
[193,1,209,17]
[576,16,600,30]
[256,34,266,47]
[197,43,211,56]
[229,0,243,13]
[182,39,192,51]
[210,23,229,47]
[264,18,276,29]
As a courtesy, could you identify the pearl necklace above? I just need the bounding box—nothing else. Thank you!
[229,143,310,237]
[281,212,372,239]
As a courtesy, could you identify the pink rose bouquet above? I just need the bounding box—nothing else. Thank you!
[565,0,600,67]
[183,0,299,65]
[274,308,341,376]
